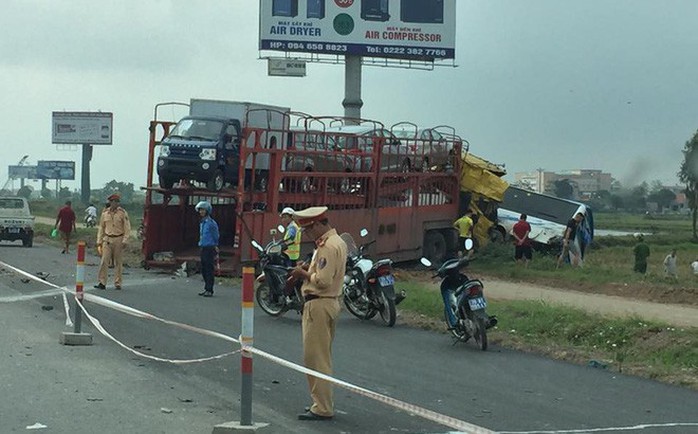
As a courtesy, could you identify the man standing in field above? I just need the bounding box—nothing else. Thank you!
[557,212,584,268]
[663,249,678,281]
[633,235,650,274]
[512,213,532,267]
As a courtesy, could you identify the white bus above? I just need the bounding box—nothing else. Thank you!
[495,186,594,255]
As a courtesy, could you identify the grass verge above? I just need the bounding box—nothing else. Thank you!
[398,280,698,390]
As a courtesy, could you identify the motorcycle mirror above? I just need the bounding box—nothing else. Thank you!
[250,240,263,251]
[464,238,474,251]
[420,257,432,267]
[360,228,368,237]
[277,225,285,234]
[270,228,277,236]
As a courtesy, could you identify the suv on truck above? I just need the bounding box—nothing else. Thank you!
[0,197,35,247]
[156,99,290,192]
[157,116,241,191]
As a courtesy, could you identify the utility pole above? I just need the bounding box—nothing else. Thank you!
[343,55,363,124]
[81,145,92,204]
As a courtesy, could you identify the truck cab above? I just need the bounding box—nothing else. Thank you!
[157,116,241,191]
[0,197,35,247]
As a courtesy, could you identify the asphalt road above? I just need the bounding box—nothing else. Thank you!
[1,241,697,434]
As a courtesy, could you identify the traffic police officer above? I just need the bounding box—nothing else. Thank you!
[280,207,301,267]
[290,206,347,421]
[95,193,131,290]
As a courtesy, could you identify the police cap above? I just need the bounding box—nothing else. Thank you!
[293,206,328,227]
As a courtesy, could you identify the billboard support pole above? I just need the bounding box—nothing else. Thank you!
[81,144,92,204]
[343,55,363,124]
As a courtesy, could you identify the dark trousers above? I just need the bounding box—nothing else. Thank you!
[200,246,216,292]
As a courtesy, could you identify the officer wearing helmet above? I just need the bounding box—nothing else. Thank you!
[280,207,301,267]
[195,200,219,297]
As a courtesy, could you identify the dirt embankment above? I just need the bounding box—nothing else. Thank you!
[396,269,698,329]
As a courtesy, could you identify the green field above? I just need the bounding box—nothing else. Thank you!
[473,212,698,295]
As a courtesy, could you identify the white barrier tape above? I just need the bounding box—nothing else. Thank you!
[0,287,70,302]
[0,261,74,326]
[2,259,492,432]
[61,291,73,328]
[1,259,239,363]
[499,422,698,433]
[82,292,240,344]
[1,261,65,290]
[76,299,241,364]
[245,345,495,434]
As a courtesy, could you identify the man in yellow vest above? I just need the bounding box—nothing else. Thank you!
[280,207,302,267]
[453,210,475,258]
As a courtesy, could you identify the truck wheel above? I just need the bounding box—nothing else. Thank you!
[490,227,505,243]
[443,230,458,258]
[22,234,33,248]
[159,175,175,189]
[423,231,447,264]
[206,170,225,191]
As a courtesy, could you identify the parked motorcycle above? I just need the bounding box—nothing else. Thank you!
[421,239,497,350]
[341,229,405,327]
[84,213,97,228]
[252,227,304,317]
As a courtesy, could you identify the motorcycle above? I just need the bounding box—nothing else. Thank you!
[420,239,497,350]
[84,213,97,228]
[252,227,304,317]
[341,229,405,327]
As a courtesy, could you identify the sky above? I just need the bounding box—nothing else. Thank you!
[1,0,697,193]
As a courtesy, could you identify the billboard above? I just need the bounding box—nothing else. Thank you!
[259,0,455,61]
[8,165,38,179]
[37,161,76,180]
[52,112,113,145]
[268,58,307,76]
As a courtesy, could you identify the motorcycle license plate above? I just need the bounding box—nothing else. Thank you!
[8,228,20,234]
[468,297,487,310]
[378,275,394,287]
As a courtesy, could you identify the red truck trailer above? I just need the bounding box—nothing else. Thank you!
[141,108,463,276]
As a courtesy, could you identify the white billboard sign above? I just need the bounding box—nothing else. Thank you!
[52,112,113,145]
[259,0,456,61]
[268,58,307,76]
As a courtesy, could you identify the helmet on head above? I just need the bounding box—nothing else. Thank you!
[195,201,212,214]
[280,207,295,217]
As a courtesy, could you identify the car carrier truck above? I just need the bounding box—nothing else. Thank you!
[141,107,469,275]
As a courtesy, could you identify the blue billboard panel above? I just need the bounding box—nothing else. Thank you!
[37,161,76,180]
[8,165,38,179]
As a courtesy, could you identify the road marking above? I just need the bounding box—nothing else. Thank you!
[497,422,698,433]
